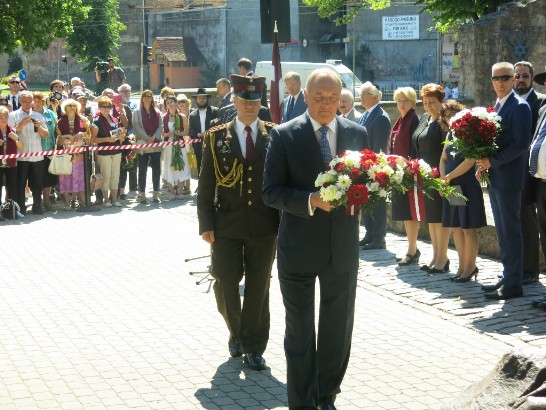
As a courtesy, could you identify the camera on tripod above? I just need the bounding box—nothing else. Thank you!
[95,61,109,83]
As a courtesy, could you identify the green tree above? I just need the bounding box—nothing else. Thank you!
[0,0,89,55]
[7,54,23,76]
[303,0,511,32]
[65,0,126,72]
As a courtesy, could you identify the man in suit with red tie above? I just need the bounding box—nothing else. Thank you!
[477,62,532,300]
[197,75,279,371]
[263,69,368,409]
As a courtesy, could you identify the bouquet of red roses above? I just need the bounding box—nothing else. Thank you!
[445,106,501,184]
[315,149,458,216]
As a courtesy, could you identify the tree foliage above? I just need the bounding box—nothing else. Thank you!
[65,0,126,72]
[0,0,89,54]
[302,0,511,32]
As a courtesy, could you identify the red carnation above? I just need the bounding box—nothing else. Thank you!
[431,167,440,178]
[348,168,361,180]
[375,172,390,187]
[347,184,368,206]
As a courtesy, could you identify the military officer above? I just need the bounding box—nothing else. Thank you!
[197,75,279,371]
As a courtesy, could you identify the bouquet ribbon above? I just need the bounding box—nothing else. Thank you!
[409,173,426,221]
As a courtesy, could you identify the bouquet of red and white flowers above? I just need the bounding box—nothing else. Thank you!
[446,106,501,183]
[315,149,458,217]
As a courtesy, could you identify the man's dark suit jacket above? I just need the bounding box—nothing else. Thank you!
[219,91,233,109]
[282,91,307,123]
[527,89,546,133]
[489,92,532,190]
[262,114,368,273]
[361,104,391,153]
[189,105,218,138]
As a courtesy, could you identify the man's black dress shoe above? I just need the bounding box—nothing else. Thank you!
[481,280,504,292]
[362,242,386,250]
[359,237,372,246]
[536,301,546,310]
[228,336,242,358]
[244,352,266,370]
[532,297,546,308]
[484,285,523,300]
[522,276,539,286]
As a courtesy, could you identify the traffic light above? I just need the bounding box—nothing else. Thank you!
[142,45,152,64]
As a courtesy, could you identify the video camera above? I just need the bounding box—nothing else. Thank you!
[95,61,109,83]
[50,91,62,101]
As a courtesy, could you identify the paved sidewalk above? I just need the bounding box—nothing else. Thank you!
[0,183,541,409]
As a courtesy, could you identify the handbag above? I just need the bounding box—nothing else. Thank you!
[48,137,73,175]
[90,150,104,192]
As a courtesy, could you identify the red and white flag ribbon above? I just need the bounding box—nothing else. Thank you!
[409,173,426,221]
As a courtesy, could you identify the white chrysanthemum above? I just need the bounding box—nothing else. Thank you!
[329,157,342,169]
[336,175,352,191]
[367,164,381,179]
[366,181,379,192]
[381,164,395,176]
[378,188,388,198]
[315,172,336,187]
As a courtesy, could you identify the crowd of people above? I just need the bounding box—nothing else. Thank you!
[3,55,546,408]
[0,73,206,219]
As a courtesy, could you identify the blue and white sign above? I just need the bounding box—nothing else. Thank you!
[19,69,27,81]
[382,16,419,40]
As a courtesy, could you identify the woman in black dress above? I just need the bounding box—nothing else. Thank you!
[388,87,421,265]
[411,84,450,273]
[439,100,486,282]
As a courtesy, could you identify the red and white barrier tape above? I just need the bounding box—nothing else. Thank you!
[0,138,201,160]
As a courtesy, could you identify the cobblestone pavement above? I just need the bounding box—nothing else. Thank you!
[1,181,543,409]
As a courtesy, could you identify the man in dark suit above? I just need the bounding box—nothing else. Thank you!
[263,69,368,409]
[189,88,218,174]
[477,62,532,300]
[197,75,279,371]
[358,82,392,249]
[513,61,546,286]
[216,77,233,109]
[282,71,307,123]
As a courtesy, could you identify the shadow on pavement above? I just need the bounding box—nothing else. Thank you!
[195,359,287,409]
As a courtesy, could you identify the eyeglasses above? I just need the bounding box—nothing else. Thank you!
[120,90,131,93]
[9,80,20,84]
[177,101,187,104]
[514,74,530,80]
[395,99,411,104]
[491,75,513,82]
[99,105,112,109]
[361,93,373,97]
[66,105,77,108]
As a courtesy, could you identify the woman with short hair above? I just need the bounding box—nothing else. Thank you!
[411,83,450,273]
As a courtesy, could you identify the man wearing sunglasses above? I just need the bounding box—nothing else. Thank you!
[477,62,532,300]
[7,76,21,110]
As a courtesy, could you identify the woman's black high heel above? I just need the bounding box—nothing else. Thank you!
[398,249,421,266]
[452,267,479,283]
[428,259,450,274]
[420,264,431,271]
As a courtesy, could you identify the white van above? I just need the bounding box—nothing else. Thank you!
[255,59,362,95]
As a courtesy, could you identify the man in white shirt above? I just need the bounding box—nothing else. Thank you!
[338,89,361,123]
[8,91,49,215]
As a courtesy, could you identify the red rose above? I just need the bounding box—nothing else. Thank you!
[431,167,440,177]
[334,162,346,173]
[347,184,368,206]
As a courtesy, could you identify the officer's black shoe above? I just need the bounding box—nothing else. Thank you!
[481,280,504,292]
[228,336,242,358]
[244,352,266,370]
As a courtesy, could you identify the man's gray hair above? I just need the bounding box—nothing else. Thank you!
[492,62,514,74]
[360,81,382,101]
